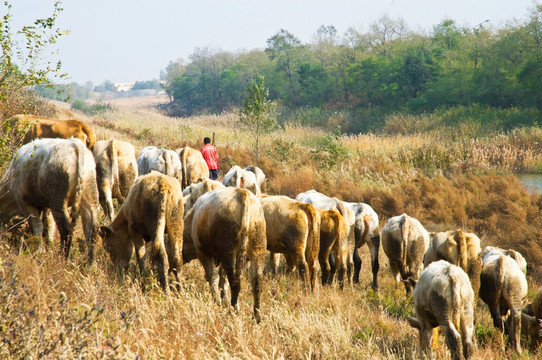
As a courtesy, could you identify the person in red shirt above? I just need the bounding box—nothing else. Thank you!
[200,137,219,180]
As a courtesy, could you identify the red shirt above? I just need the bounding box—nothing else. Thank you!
[200,143,219,170]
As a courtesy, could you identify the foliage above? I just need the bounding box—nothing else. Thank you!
[239,74,277,163]
[70,99,113,116]
[310,126,349,170]
[0,0,68,170]
[131,79,162,90]
[160,4,542,134]
[93,80,117,93]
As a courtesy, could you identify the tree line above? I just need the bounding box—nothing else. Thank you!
[161,5,542,133]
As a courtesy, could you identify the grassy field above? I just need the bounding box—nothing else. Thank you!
[1,96,542,359]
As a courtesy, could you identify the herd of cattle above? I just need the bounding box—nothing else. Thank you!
[1,115,542,359]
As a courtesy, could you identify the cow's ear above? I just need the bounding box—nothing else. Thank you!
[100,225,113,238]
[407,317,421,329]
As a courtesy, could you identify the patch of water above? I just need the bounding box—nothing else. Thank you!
[516,174,542,194]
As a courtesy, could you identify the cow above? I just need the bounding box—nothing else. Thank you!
[259,195,320,292]
[316,208,350,288]
[343,201,380,291]
[137,146,183,185]
[481,246,527,275]
[176,146,209,189]
[479,249,528,354]
[222,165,261,195]
[93,139,138,222]
[381,213,430,294]
[99,172,184,293]
[184,178,224,213]
[245,165,266,192]
[522,287,542,350]
[424,229,482,301]
[191,187,267,322]
[14,114,96,150]
[406,260,476,360]
[0,138,100,263]
[296,190,356,286]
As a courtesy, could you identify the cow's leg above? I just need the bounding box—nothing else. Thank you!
[318,246,332,286]
[79,203,100,265]
[218,267,230,304]
[440,322,463,360]
[131,231,146,277]
[346,248,355,286]
[249,251,265,323]
[488,304,505,351]
[199,253,221,305]
[328,253,337,284]
[269,252,280,275]
[507,306,522,354]
[369,235,380,291]
[18,203,42,238]
[353,248,362,284]
[222,258,240,313]
[167,239,183,292]
[41,209,56,245]
[50,206,73,259]
[460,317,476,359]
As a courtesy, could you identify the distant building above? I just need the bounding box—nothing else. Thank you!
[115,82,135,92]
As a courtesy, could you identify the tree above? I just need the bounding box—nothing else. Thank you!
[266,29,302,105]
[1,0,69,170]
[239,74,277,164]
[1,0,69,119]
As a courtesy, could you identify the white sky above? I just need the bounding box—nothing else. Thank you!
[9,0,538,85]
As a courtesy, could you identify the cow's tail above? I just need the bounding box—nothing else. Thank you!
[449,265,462,329]
[71,140,87,224]
[181,147,189,189]
[151,178,169,260]
[455,229,469,272]
[80,121,96,150]
[495,255,506,305]
[109,140,120,198]
[360,213,371,247]
[400,214,410,276]
[303,203,320,267]
[235,189,251,279]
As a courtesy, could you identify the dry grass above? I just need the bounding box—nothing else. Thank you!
[2,97,542,358]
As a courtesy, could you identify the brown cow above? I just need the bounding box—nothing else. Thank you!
[522,287,542,350]
[316,208,350,288]
[100,172,184,293]
[93,139,138,222]
[424,229,482,301]
[191,187,267,322]
[184,178,224,212]
[15,114,96,150]
[176,146,209,189]
[259,195,320,292]
[0,138,100,262]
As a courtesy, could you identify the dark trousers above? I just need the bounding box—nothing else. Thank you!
[209,169,219,180]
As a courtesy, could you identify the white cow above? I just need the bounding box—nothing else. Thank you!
[381,213,430,294]
[93,139,138,221]
[137,146,183,184]
[0,138,100,263]
[222,165,261,195]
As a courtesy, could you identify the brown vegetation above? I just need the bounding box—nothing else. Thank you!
[2,98,542,358]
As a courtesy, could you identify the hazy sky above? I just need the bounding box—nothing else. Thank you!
[9,0,538,85]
